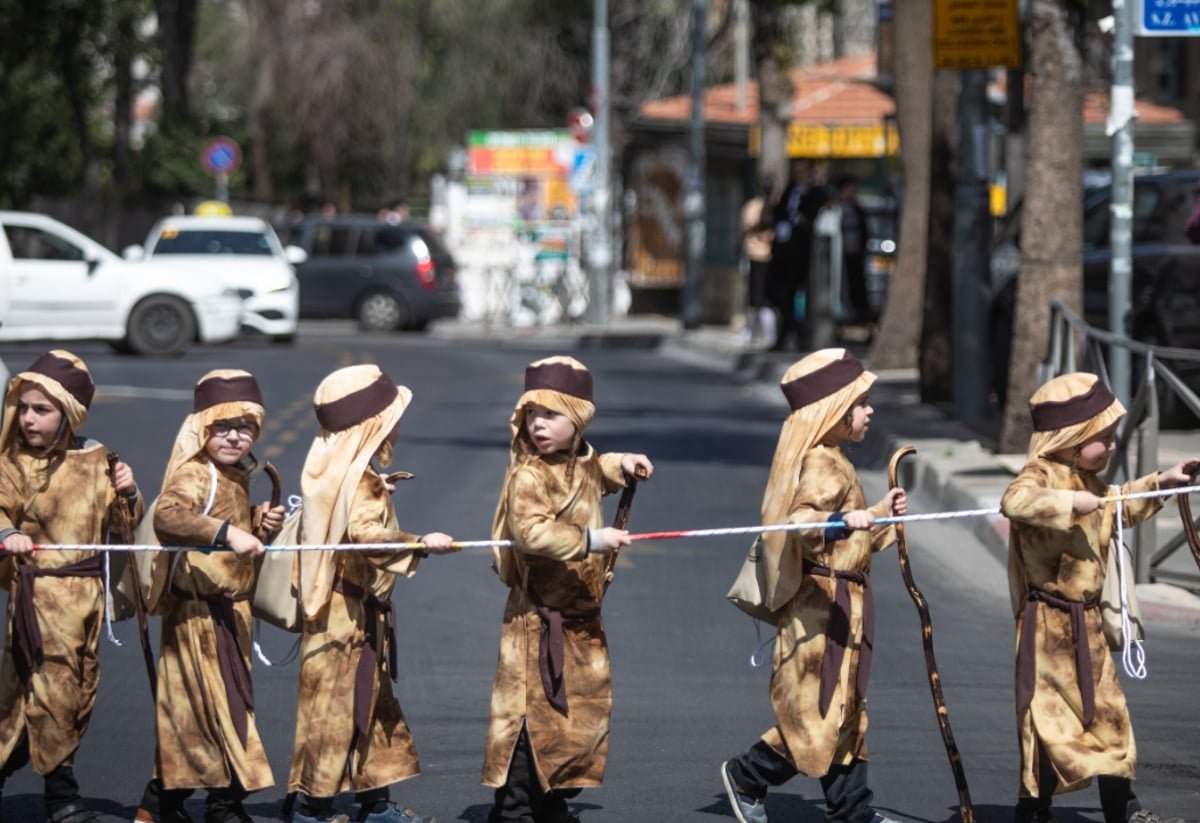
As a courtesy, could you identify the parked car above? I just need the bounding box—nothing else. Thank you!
[0,211,243,355]
[989,169,1200,413]
[277,216,461,331]
[125,214,303,341]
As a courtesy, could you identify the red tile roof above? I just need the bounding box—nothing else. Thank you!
[640,51,1185,126]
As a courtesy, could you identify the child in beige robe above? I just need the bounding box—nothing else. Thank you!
[483,356,652,823]
[287,365,455,823]
[1002,372,1196,823]
[0,351,141,823]
[134,369,285,823]
[720,348,906,823]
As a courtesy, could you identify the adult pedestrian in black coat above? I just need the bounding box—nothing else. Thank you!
[768,159,829,351]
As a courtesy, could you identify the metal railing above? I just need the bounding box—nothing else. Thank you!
[1042,299,1200,588]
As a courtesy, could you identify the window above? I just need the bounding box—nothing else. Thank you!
[3,226,85,261]
[153,229,273,256]
[354,228,377,257]
[311,226,353,257]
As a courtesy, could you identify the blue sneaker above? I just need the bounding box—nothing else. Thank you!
[359,804,435,823]
[720,761,767,823]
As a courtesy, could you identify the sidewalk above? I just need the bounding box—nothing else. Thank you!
[432,315,1200,627]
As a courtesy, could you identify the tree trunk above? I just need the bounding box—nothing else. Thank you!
[112,6,135,196]
[919,69,958,403]
[750,0,792,194]
[998,0,1085,452]
[868,0,931,371]
[156,0,198,126]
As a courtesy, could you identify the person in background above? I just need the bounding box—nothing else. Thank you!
[740,177,777,347]
[835,176,872,327]
[768,160,829,352]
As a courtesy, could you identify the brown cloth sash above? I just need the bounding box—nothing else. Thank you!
[333,577,397,738]
[804,561,873,718]
[526,588,600,715]
[1018,588,1099,728]
[12,555,103,690]
[171,585,254,747]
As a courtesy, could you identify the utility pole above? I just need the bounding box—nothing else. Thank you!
[682,0,707,330]
[1109,0,1135,406]
[953,69,992,421]
[588,0,612,326]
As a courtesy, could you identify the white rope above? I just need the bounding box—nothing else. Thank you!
[1099,482,1200,504]
[28,484,1200,553]
[1113,493,1148,680]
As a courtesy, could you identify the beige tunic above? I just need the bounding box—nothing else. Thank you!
[0,441,141,773]
[289,470,422,797]
[763,445,895,777]
[482,446,627,790]
[150,458,273,792]
[1002,458,1161,797]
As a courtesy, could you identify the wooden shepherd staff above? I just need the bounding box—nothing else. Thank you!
[1176,472,1200,574]
[254,462,283,542]
[106,450,157,696]
[604,466,647,579]
[888,446,975,822]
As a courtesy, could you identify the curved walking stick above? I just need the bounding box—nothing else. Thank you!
[106,451,157,697]
[1176,474,1200,574]
[604,466,647,578]
[889,447,975,822]
[255,462,283,541]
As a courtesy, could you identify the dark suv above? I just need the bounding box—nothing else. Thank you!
[990,169,1200,408]
[278,216,461,331]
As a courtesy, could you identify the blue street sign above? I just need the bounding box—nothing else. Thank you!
[1138,0,1200,36]
[201,137,242,177]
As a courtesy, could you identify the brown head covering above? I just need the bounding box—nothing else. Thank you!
[761,348,875,611]
[0,350,94,453]
[161,369,266,492]
[490,356,595,582]
[296,365,412,619]
[1025,373,1124,461]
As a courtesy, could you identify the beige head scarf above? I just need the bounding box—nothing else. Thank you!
[761,348,876,610]
[0,350,95,455]
[490,356,595,582]
[1025,372,1125,461]
[298,365,412,618]
[162,369,265,492]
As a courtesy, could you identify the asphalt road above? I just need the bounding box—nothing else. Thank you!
[0,329,1196,823]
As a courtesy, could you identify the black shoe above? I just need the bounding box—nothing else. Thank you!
[47,801,100,823]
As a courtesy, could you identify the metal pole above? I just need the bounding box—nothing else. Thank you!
[1109,0,1135,406]
[682,0,707,330]
[588,0,612,326]
[953,69,992,420]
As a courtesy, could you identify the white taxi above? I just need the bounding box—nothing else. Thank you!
[127,214,304,341]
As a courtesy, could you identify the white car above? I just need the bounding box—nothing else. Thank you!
[0,211,243,355]
[126,215,304,341]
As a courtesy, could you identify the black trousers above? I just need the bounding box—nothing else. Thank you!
[0,737,85,816]
[726,740,876,823]
[488,724,578,823]
[1015,743,1140,823]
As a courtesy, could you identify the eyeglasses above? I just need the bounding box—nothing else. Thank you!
[210,421,258,439]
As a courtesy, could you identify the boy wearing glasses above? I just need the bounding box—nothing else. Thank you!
[135,370,285,823]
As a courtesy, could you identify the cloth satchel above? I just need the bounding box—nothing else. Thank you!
[726,535,780,625]
[251,509,302,633]
[105,497,159,622]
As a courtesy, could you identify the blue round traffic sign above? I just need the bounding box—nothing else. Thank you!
[201,137,242,177]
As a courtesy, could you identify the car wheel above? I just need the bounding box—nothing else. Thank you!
[125,295,196,356]
[357,292,409,332]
